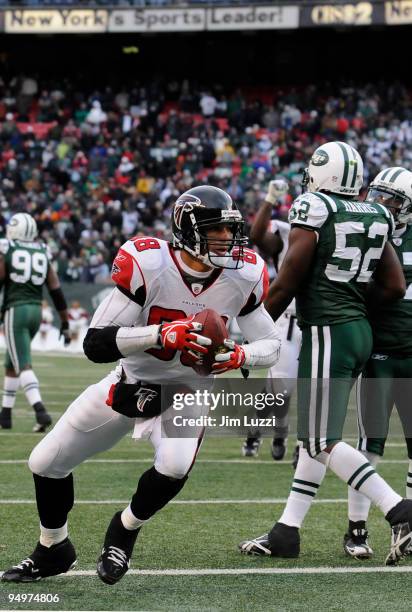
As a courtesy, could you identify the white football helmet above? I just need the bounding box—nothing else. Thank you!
[303,141,364,197]
[365,167,412,224]
[6,213,38,241]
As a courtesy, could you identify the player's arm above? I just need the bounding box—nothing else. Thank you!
[367,242,406,305]
[212,259,281,373]
[46,265,71,346]
[250,180,287,256]
[265,192,327,321]
[250,204,282,255]
[265,227,317,321]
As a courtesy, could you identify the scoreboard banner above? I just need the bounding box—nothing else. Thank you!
[1,6,298,33]
[0,3,410,33]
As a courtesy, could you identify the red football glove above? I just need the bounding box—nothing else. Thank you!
[159,317,211,358]
[212,339,246,374]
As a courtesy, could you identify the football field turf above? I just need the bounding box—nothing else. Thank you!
[1,353,412,611]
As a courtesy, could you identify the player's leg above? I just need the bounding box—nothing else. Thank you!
[345,360,394,559]
[268,314,300,460]
[241,313,300,460]
[393,357,412,499]
[2,372,134,583]
[0,363,19,429]
[20,304,51,431]
[97,415,203,585]
[307,321,412,565]
[0,308,21,429]
[239,325,326,557]
[240,319,410,562]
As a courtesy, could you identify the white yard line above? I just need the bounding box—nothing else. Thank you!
[0,431,407,448]
[0,498,354,505]
[1,567,412,578]
[0,458,406,465]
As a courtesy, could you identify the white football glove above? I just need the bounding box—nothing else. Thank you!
[265,179,289,205]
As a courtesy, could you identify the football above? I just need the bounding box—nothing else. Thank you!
[181,308,229,376]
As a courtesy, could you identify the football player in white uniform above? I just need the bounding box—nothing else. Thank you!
[242,179,301,465]
[2,186,280,585]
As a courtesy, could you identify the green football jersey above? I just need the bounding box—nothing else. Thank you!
[0,238,51,311]
[288,191,394,327]
[370,224,412,355]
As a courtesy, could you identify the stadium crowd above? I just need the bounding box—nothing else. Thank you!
[0,74,411,283]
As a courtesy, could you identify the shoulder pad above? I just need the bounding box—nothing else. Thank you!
[289,192,330,229]
[228,252,269,317]
[0,238,10,255]
[112,237,168,294]
[226,249,266,283]
[125,236,167,271]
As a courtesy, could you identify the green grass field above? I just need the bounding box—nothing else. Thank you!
[1,353,412,611]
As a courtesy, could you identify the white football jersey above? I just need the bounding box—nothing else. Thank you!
[111,237,269,382]
[269,219,295,314]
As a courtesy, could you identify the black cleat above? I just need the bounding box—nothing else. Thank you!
[292,444,300,469]
[97,511,140,585]
[343,522,373,559]
[268,522,300,558]
[0,407,12,429]
[239,523,300,558]
[385,499,412,565]
[239,533,271,556]
[271,438,286,461]
[1,538,77,582]
[241,436,262,457]
[33,403,52,433]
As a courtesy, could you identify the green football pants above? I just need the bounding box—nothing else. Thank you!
[357,353,412,458]
[4,304,42,374]
[297,319,373,457]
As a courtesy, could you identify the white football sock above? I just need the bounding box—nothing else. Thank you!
[407,459,412,499]
[121,504,147,531]
[278,447,326,528]
[20,369,42,407]
[327,442,402,516]
[40,522,68,548]
[347,451,380,522]
[2,376,19,409]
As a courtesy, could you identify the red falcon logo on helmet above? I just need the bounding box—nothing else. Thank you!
[173,194,203,230]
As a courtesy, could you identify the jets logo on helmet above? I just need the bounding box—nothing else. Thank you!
[303,141,364,197]
[172,185,247,269]
[6,213,38,242]
[311,149,329,166]
[366,167,412,224]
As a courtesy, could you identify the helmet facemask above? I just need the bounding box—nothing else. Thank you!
[173,197,247,269]
[366,186,412,224]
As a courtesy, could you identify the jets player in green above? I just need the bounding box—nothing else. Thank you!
[239,141,412,566]
[0,213,71,432]
[343,167,412,559]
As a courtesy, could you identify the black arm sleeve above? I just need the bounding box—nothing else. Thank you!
[83,327,123,363]
[49,287,68,312]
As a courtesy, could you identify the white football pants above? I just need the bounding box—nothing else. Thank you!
[29,370,203,481]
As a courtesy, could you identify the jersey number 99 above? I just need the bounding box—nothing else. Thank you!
[10,250,48,286]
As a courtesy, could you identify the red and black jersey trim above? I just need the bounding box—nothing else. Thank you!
[116,284,146,307]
